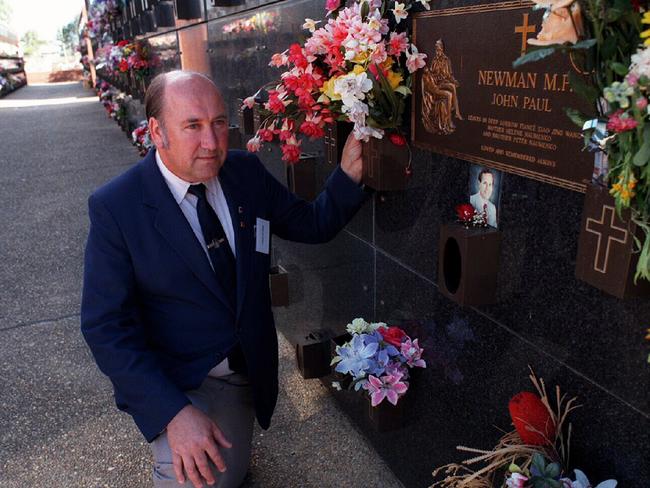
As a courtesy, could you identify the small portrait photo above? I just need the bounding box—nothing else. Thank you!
[468,165,502,228]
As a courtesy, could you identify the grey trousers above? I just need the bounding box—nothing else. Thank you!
[151,374,255,488]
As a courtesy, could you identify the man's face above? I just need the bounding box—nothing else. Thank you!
[479,173,494,201]
[155,78,229,182]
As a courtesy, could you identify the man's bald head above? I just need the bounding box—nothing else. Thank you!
[144,70,221,126]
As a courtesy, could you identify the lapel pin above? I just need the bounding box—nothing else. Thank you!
[238,206,244,214]
[207,237,225,250]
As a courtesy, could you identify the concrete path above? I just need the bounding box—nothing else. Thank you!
[0,82,403,488]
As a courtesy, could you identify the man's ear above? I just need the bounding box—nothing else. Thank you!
[149,117,168,148]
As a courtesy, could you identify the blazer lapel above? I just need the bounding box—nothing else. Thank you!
[219,156,253,321]
[139,151,235,316]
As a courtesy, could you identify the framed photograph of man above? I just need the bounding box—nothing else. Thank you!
[469,165,502,229]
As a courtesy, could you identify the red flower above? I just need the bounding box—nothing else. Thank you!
[281,142,301,163]
[288,43,308,70]
[299,120,325,139]
[118,59,129,72]
[389,133,407,147]
[378,326,407,347]
[508,391,556,446]
[606,110,638,133]
[117,40,130,47]
[258,128,275,142]
[267,90,286,114]
[455,203,476,222]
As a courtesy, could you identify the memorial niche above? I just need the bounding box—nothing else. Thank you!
[413,0,648,299]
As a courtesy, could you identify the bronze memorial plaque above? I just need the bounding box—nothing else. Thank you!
[412,0,592,192]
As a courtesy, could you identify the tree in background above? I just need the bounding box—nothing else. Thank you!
[20,31,46,57]
[57,19,79,57]
[0,0,12,26]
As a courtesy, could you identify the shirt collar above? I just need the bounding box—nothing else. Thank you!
[155,150,221,204]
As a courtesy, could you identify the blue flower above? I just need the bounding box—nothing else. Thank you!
[334,334,379,378]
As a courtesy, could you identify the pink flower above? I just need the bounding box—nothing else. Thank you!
[246,136,261,152]
[266,90,287,114]
[636,97,648,110]
[325,0,340,12]
[388,32,408,56]
[364,373,408,406]
[606,110,638,133]
[626,73,639,87]
[506,473,528,488]
[400,338,426,368]
[242,96,255,109]
[405,44,427,73]
[269,51,288,67]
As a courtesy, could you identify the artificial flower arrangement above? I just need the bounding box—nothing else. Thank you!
[243,0,429,163]
[132,121,153,157]
[86,0,122,40]
[455,203,488,229]
[331,317,426,407]
[514,2,650,281]
[430,369,617,488]
[95,39,159,83]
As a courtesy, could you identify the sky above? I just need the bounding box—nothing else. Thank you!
[7,0,84,41]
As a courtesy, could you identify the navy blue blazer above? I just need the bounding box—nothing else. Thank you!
[81,149,366,442]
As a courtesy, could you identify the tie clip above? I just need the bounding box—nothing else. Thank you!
[207,237,225,249]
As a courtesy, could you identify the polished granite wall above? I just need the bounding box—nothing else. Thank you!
[139,1,650,486]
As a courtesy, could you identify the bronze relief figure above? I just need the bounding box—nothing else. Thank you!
[421,39,463,136]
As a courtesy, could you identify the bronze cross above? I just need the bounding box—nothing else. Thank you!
[585,205,628,274]
[514,13,536,55]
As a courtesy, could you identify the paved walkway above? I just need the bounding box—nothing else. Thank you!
[0,82,403,488]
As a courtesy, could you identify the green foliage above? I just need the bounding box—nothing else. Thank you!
[527,453,564,488]
[20,31,46,57]
[57,19,79,56]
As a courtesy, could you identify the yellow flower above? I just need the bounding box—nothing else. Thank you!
[643,12,650,24]
[320,76,341,101]
[352,64,365,75]
[386,70,403,90]
[352,52,369,64]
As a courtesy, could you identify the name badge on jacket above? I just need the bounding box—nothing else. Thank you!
[255,218,270,254]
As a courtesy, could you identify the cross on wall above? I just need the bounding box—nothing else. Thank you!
[514,13,536,55]
[585,205,628,274]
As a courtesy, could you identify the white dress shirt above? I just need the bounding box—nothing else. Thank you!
[470,192,497,228]
[155,151,235,377]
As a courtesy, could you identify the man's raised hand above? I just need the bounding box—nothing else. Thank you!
[340,132,363,184]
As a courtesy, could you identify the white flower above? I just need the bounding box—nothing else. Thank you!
[369,322,386,330]
[334,71,373,107]
[346,317,372,334]
[302,18,320,32]
[343,100,369,124]
[353,124,384,142]
[332,381,342,391]
[392,2,408,24]
[418,0,431,9]
[629,46,650,79]
[242,96,256,109]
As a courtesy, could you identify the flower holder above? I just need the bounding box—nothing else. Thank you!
[438,223,501,306]
[361,136,410,191]
[575,183,650,298]
[367,395,405,432]
[286,153,317,202]
[175,0,203,20]
[330,332,353,389]
[295,328,335,379]
[324,122,353,166]
[269,264,289,307]
[228,125,242,150]
[154,1,176,28]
